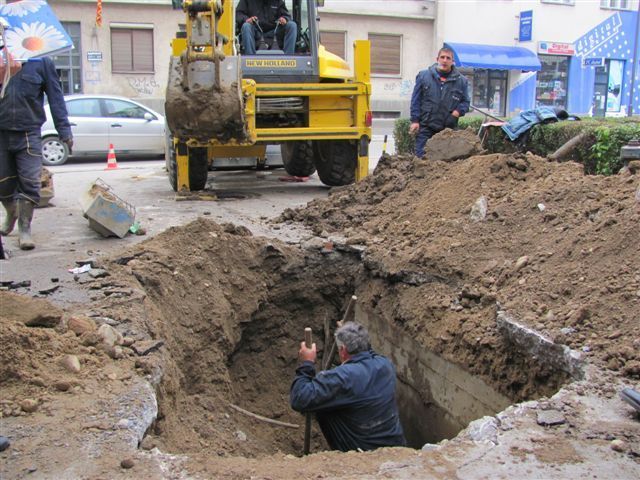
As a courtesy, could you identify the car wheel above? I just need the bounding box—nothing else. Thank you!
[42,136,69,166]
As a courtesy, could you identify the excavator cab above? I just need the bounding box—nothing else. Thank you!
[236,1,319,83]
[235,0,314,57]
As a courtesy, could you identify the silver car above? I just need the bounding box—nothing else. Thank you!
[41,94,165,166]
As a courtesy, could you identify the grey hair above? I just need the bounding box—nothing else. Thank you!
[335,322,370,355]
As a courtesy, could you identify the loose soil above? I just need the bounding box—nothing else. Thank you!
[165,56,247,143]
[1,129,639,479]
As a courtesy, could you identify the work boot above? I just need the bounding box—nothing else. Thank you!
[17,199,35,250]
[0,200,18,235]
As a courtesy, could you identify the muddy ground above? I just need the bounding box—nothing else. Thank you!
[1,129,639,479]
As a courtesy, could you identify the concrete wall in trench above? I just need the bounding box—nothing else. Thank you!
[356,304,512,447]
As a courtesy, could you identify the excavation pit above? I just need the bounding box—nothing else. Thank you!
[3,143,639,478]
[124,221,578,459]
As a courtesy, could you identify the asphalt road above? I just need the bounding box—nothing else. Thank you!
[0,127,395,304]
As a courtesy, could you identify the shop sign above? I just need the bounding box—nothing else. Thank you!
[87,51,103,63]
[538,42,575,56]
[575,12,622,58]
[582,57,604,67]
[519,10,533,42]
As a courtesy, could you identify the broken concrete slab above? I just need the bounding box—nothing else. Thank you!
[536,409,566,426]
[79,179,135,239]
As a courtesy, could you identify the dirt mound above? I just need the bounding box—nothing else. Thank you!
[423,127,485,162]
[282,148,640,380]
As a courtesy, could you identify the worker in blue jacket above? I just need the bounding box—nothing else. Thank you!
[290,322,406,452]
[0,54,72,250]
[409,47,470,158]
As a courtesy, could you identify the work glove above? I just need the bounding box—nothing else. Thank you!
[63,137,73,154]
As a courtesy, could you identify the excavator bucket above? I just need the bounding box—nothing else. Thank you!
[165,0,247,143]
[165,54,247,142]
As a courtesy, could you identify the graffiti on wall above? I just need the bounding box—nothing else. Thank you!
[127,77,160,96]
[381,80,415,97]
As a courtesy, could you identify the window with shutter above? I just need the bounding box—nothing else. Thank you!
[320,31,346,60]
[368,33,401,76]
[110,27,154,73]
[600,0,631,9]
[541,0,575,5]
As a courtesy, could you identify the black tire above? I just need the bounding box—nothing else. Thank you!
[281,141,316,177]
[41,136,69,166]
[312,140,357,186]
[166,136,209,192]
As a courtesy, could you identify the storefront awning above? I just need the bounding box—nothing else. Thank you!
[444,42,541,71]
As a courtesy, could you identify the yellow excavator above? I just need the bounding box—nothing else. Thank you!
[165,0,372,191]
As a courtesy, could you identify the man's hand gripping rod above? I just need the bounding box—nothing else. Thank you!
[303,327,312,455]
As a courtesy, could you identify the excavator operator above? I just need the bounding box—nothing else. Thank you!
[236,0,297,54]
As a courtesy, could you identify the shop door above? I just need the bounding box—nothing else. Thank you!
[592,65,608,117]
[591,60,625,117]
[469,69,508,117]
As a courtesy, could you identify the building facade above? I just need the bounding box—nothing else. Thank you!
[45,0,181,113]
[436,0,640,117]
[35,0,435,116]
[318,0,435,117]
[4,0,637,118]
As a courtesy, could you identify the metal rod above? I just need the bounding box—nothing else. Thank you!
[470,104,505,122]
[303,327,312,455]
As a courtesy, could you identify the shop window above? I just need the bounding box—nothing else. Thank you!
[535,55,568,109]
[468,69,507,117]
[600,0,632,9]
[369,33,401,76]
[320,31,346,60]
[111,27,154,73]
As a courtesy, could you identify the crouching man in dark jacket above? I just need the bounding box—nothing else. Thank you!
[409,47,470,158]
[290,322,406,452]
[0,54,72,250]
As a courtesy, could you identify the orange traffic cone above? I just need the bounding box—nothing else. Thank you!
[105,144,118,170]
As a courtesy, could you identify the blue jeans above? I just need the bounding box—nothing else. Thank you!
[241,21,297,55]
[415,127,437,158]
[0,130,43,204]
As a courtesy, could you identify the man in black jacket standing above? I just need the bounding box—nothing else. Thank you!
[0,53,72,250]
[237,0,297,55]
[409,47,470,158]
